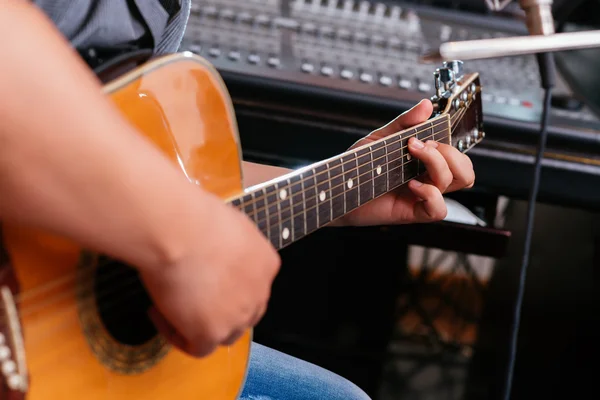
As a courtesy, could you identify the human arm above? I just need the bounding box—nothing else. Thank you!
[0,1,279,357]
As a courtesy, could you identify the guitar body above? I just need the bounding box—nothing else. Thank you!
[0,52,251,399]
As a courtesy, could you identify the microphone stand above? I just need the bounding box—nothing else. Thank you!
[420,29,600,63]
[420,3,600,400]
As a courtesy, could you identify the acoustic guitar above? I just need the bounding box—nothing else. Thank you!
[0,51,484,399]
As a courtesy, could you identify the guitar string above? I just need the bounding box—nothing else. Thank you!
[8,106,470,310]
[231,124,450,217]
[242,133,451,229]
[8,124,461,310]
[237,102,467,223]
[232,119,451,209]
[232,108,465,213]
[5,143,449,320]
[9,128,447,305]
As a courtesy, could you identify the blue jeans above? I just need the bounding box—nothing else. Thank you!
[239,342,371,400]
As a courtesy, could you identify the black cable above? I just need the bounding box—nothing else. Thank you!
[502,51,556,400]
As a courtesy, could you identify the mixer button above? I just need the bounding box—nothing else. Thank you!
[340,68,354,79]
[247,53,261,64]
[321,65,334,76]
[337,28,352,41]
[208,47,221,57]
[238,12,253,24]
[379,75,393,87]
[302,23,318,34]
[228,50,241,61]
[360,72,373,83]
[267,56,281,68]
[398,79,412,90]
[202,6,218,18]
[220,9,235,20]
[255,14,271,26]
[508,98,520,106]
[274,17,299,30]
[301,62,315,73]
[320,26,335,38]
[188,44,202,54]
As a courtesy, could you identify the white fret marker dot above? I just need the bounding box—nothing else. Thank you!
[279,189,287,200]
[407,154,412,161]
[282,227,290,240]
[319,191,327,201]
[347,178,354,189]
[376,166,382,175]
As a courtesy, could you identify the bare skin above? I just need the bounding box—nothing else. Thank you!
[0,2,474,357]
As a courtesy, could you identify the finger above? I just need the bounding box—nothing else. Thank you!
[355,100,434,146]
[148,306,197,354]
[249,301,268,327]
[408,138,453,193]
[435,143,475,192]
[380,99,434,132]
[407,180,447,222]
[221,328,247,346]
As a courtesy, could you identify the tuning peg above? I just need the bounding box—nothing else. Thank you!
[443,60,464,80]
[434,70,443,97]
[434,67,455,97]
[440,67,455,88]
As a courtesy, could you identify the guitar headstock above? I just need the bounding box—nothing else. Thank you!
[430,60,485,153]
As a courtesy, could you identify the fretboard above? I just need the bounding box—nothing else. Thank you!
[229,115,451,250]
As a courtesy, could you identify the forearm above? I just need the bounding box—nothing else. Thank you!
[0,2,212,270]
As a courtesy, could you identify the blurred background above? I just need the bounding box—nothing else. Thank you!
[179,1,599,399]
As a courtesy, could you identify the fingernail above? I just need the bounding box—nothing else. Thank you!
[410,137,425,149]
[426,140,439,148]
[411,179,423,187]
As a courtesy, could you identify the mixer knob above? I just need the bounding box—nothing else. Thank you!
[443,60,464,80]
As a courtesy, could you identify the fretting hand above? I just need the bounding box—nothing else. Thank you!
[334,99,475,227]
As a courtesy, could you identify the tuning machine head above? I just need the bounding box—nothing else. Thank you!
[443,60,464,81]
[433,59,466,98]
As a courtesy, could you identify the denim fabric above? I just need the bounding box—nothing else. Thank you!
[240,343,371,400]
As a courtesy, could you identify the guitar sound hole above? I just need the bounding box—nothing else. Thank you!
[93,258,157,346]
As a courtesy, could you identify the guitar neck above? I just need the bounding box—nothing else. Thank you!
[228,114,452,250]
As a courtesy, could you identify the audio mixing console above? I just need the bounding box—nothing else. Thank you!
[180,0,599,131]
[175,0,600,210]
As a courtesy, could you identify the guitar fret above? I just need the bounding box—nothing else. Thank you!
[251,193,258,226]
[290,175,306,241]
[343,153,359,212]
[306,169,318,233]
[416,123,432,175]
[365,146,375,203]
[265,186,279,248]
[277,181,293,247]
[329,159,344,220]
[315,164,332,226]
[386,136,403,189]
[327,163,333,224]
[404,134,419,183]
[371,141,387,198]
[255,189,269,239]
